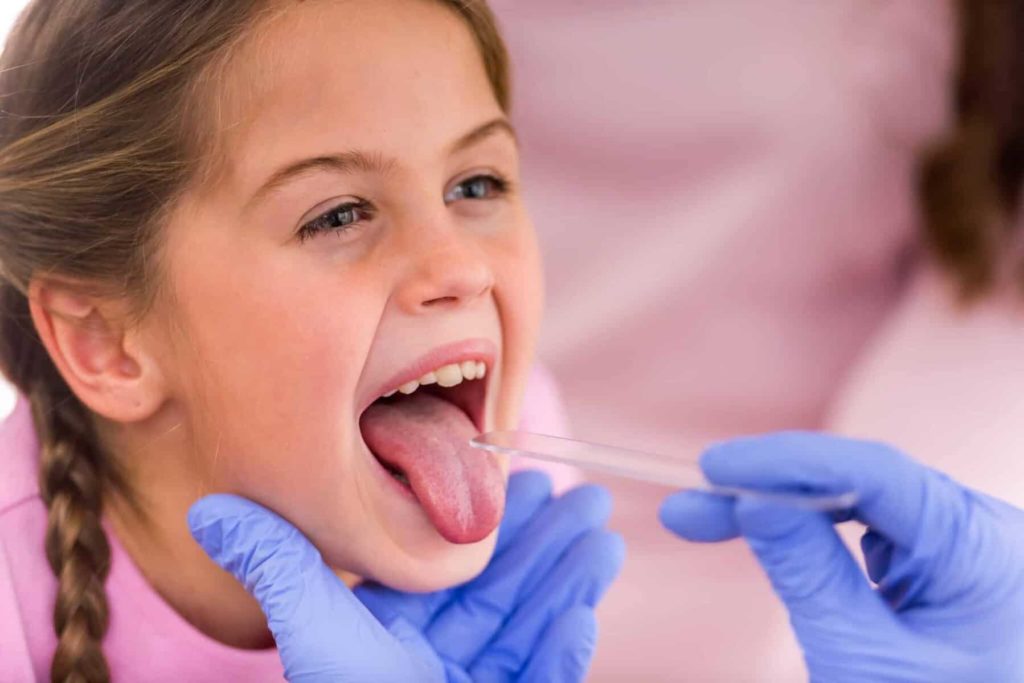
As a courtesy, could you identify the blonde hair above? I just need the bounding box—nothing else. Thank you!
[0,1,510,681]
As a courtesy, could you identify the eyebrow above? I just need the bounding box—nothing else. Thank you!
[246,117,517,208]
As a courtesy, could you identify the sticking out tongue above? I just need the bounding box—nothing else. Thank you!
[360,392,505,544]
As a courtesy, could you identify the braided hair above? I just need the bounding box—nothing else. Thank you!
[0,2,272,680]
[0,286,117,682]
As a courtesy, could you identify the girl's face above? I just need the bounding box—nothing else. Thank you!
[149,0,542,590]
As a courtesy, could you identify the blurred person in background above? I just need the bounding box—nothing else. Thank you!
[491,1,1024,679]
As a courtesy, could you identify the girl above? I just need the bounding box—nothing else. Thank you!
[0,0,613,680]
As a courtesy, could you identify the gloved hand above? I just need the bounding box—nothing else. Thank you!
[188,470,624,683]
[659,432,1024,682]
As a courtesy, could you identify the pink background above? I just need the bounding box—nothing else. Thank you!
[491,1,1024,680]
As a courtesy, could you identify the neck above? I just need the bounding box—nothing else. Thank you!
[102,408,275,650]
[100,403,363,650]
[107,498,277,650]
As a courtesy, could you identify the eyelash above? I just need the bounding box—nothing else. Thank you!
[296,173,511,243]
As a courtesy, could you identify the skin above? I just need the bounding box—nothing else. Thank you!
[29,0,543,649]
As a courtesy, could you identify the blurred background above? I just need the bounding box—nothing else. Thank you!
[6,1,1024,681]
[0,4,20,39]
[489,2,1024,680]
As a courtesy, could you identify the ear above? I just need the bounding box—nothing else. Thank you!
[27,277,167,423]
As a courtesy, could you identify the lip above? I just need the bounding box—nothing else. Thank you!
[357,337,498,420]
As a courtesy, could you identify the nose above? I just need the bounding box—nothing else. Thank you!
[393,221,495,314]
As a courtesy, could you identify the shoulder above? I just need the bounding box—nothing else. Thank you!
[0,538,41,682]
[0,389,42,514]
[827,267,1024,505]
[0,389,51,683]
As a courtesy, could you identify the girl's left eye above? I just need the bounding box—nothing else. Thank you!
[444,174,509,204]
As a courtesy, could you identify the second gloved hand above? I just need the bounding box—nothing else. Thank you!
[660,432,1024,682]
[357,470,623,682]
[189,470,624,683]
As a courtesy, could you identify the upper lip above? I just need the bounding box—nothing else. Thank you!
[356,337,498,419]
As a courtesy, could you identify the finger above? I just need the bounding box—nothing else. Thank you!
[658,489,739,541]
[730,498,981,680]
[356,582,453,633]
[426,484,612,665]
[188,495,398,678]
[733,498,877,609]
[495,470,554,556]
[861,529,895,586]
[516,607,597,683]
[355,470,553,629]
[468,530,624,682]
[730,498,899,644]
[701,432,983,608]
[700,432,966,555]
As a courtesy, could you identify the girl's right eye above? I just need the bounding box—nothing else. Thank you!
[297,200,373,243]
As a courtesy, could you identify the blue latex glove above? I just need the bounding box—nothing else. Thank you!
[659,432,1024,682]
[188,471,624,682]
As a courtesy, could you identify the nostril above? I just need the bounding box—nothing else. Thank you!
[423,295,459,307]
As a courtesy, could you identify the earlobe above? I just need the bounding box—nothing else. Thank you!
[27,278,165,423]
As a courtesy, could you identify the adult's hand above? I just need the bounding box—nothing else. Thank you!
[660,432,1024,682]
[189,471,624,682]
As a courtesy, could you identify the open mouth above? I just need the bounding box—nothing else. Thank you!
[361,359,489,488]
[357,352,505,544]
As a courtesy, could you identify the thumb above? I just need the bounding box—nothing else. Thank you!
[188,494,406,680]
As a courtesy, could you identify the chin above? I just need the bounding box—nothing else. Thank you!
[338,531,500,593]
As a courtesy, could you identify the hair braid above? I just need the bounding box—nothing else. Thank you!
[0,290,111,683]
[35,389,112,683]
[1,286,113,683]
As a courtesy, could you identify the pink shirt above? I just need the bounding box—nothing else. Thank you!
[828,265,1024,507]
[0,365,571,682]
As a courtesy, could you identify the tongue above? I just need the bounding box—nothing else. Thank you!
[360,392,505,544]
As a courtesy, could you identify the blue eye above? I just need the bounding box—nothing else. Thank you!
[445,174,509,204]
[297,200,373,242]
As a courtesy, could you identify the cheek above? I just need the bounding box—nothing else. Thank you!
[492,210,543,324]
[166,245,381,492]
[489,215,543,428]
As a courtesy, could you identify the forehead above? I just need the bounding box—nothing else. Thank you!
[205,0,501,192]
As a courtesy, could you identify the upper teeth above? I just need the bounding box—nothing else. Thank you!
[384,361,487,398]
